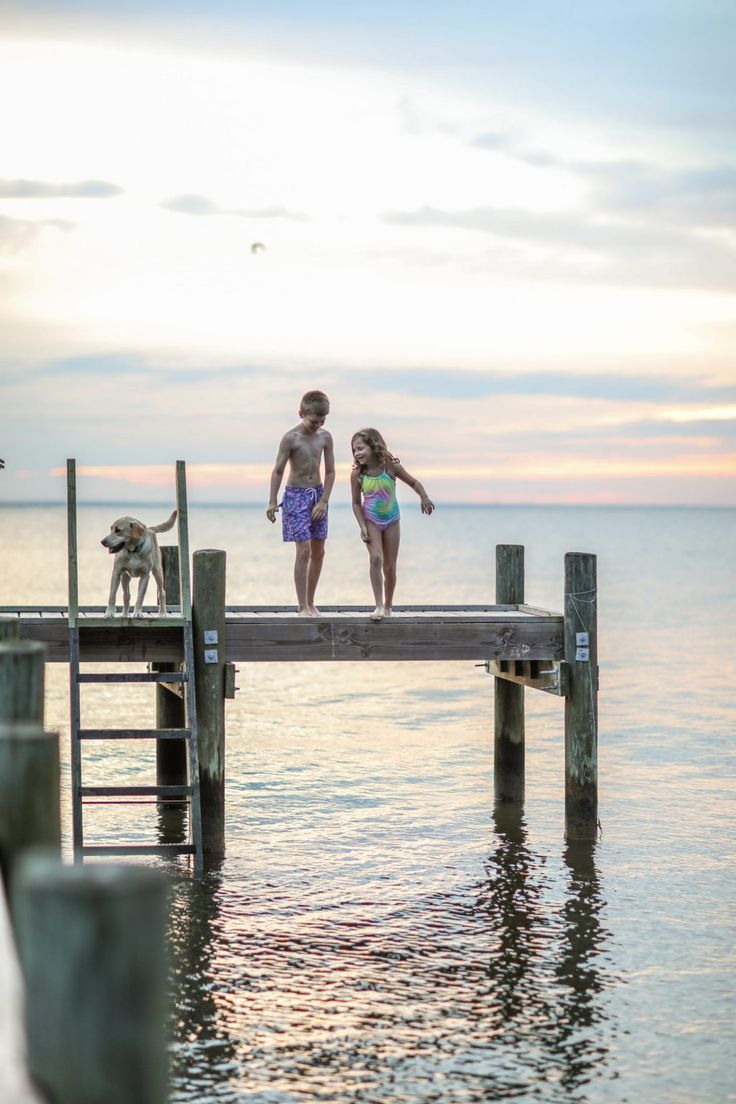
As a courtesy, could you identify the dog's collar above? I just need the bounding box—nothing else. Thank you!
[131,535,149,555]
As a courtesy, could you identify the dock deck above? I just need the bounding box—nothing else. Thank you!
[2,605,564,663]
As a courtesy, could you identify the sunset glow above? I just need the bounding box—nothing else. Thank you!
[2,4,735,505]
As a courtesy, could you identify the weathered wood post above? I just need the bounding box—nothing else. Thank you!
[0,641,45,724]
[564,552,598,839]
[156,545,187,788]
[0,632,57,892]
[192,549,226,858]
[494,545,525,803]
[0,616,20,642]
[12,854,169,1104]
[0,723,61,893]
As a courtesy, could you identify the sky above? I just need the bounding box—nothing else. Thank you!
[1,0,735,505]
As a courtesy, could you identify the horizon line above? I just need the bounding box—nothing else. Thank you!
[1,500,734,511]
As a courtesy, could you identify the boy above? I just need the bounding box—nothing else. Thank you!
[266,390,335,616]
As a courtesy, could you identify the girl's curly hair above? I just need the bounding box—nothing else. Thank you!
[351,428,399,474]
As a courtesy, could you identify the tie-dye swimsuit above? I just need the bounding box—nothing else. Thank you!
[361,470,400,531]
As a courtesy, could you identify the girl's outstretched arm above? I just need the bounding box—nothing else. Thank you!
[391,461,435,515]
[350,469,369,541]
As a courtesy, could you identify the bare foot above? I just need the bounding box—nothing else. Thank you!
[370,606,385,621]
[309,605,320,616]
[384,607,393,617]
[297,607,312,617]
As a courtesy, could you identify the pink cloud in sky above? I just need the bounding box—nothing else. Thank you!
[45,453,736,509]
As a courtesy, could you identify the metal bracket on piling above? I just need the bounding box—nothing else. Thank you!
[484,658,571,697]
[224,663,238,699]
[156,671,185,699]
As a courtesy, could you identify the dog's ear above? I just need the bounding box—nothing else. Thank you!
[130,521,145,542]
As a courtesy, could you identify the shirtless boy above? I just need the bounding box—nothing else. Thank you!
[266,390,335,616]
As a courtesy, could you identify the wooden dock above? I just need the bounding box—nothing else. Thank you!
[1,556,597,844]
[0,457,599,849]
[1,604,564,664]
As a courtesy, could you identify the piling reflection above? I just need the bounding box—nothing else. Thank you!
[166,863,239,1096]
[555,839,612,1093]
[470,805,613,1096]
[481,804,543,1026]
[156,802,187,845]
[163,817,615,1102]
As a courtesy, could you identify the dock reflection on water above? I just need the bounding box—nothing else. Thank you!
[165,808,613,1102]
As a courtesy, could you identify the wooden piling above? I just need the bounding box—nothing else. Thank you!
[12,854,169,1104]
[192,549,226,858]
[564,552,598,839]
[494,545,525,803]
[0,641,45,724]
[0,616,20,642]
[0,724,61,892]
[156,546,187,789]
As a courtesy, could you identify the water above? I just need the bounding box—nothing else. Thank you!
[1,504,734,1103]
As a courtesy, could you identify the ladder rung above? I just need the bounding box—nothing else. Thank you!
[79,728,190,740]
[80,785,193,798]
[77,672,188,684]
[82,844,196,857]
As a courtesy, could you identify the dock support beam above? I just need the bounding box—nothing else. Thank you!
[192,549,226,859]
[494,545,525,803]
[564,552,598,839]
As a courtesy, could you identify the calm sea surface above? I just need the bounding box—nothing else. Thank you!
[1,503,734,1103]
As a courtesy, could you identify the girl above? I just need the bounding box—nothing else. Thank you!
[350,428,434,621]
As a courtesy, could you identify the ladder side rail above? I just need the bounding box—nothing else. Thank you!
[66,459,79,627]
[176,458,204,867]
[183,622,203,870]
[69,627,84,861]
[175,460,192,621]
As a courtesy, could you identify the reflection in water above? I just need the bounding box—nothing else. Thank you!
[156,803,187,846]
[167,864,240,1099]
[473,806,614,1098]
[556,840,611,1094]
[165,814,616,1102]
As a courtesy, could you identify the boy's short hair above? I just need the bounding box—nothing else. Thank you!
[300,390,330,416]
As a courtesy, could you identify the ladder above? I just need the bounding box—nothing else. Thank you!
[67,459,203,870]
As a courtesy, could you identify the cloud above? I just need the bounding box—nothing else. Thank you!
[47,451,734,492]
[0,214,74,253]
[161,193,219,216]
[162,193,306,220]
[469,131,736,229]
[574,160,736,228]
[470,130,561,169]
[50,463,278,488]
[384,204,736,291]
[658,404,736,424]
[0,178,122,198]
[372,368,736,405]
[30,351,269,385]
[414,454,736,481]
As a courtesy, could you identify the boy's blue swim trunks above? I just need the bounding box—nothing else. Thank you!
[281,484,328,543]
